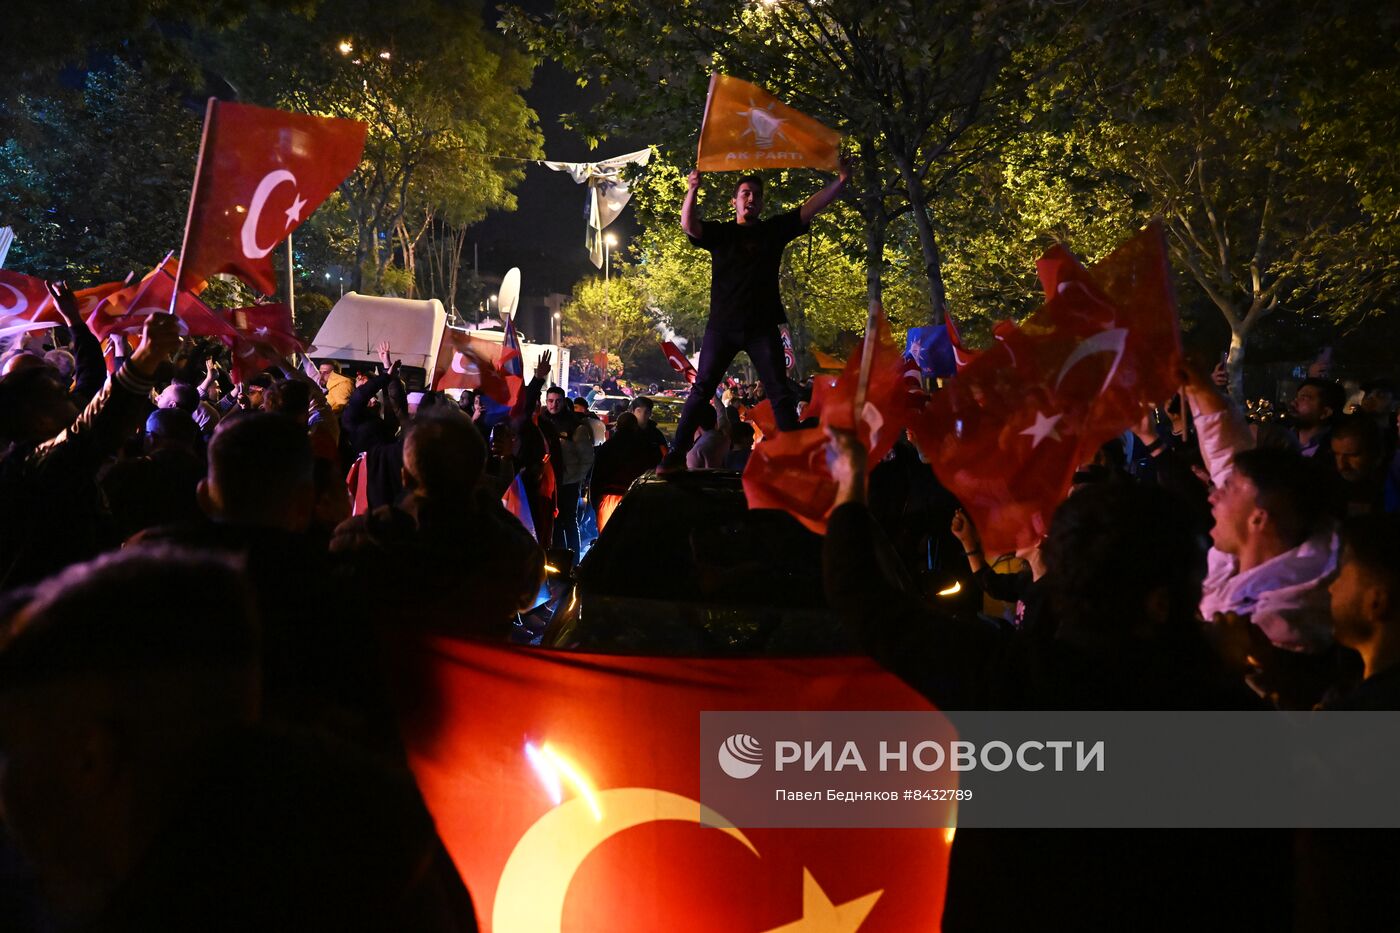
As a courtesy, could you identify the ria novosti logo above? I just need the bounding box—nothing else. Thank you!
[717,733,764,779]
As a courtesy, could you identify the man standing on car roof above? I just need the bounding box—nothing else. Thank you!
[662,162,849,471]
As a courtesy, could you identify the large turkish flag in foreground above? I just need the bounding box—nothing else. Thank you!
[394,636,951,933]
[177,100,366,295]
[912,222,1181,555]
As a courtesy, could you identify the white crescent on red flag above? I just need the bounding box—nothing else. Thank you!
[177,100,367,295]
[393,635,952,932]
[221,303,307,383]
[660,340,697,384]
[0,269,58,326]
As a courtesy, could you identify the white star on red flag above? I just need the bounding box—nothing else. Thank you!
[1019,410,1064,447]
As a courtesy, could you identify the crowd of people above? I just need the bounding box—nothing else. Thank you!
[2,259,1400,931]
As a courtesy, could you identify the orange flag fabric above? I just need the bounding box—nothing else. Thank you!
[393,634,952,932]
[697,74,840,172]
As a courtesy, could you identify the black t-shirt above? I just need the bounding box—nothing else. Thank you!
[688,209,809,329]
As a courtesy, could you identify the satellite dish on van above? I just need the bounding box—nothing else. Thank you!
[498,267,522,319]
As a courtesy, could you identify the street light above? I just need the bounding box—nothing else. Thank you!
[552,310,562,345]
[604,232,619,284]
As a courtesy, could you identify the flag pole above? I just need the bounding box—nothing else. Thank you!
[853,299,880,422]
[171,98,217,315]
[286,232,296,329]
[696,73,719,168]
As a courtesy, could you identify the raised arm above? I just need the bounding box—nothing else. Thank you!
[799,157,852,225]
[681,169,704,240]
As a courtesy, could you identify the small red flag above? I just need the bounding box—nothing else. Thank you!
[943,308,976,371]
[660,340,698,384]
[912,223,1181,555]
[0,269,59,325]
[740,398,778,440]
[432,329,512,402]
[394,635,951,933]
[177,100,366,295]
[220,303,306,384]
[743,308,914,535]
[87,263,232,342]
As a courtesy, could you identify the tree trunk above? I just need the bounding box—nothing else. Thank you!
[1225,316,1258,404]
[892,152,947,323]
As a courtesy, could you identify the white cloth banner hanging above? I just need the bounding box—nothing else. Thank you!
[542,148,651,268]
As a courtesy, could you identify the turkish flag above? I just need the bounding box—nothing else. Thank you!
[177,99,366,295]
[943,309,976,371]
[800,373,840,423]
[432,329,513,402]
[660,340,698,384]
[744,309,914,535]
[816,309,914,465]
[0,269,60,326]
[394,635,950,933]
[697,74,841,172]
[87,263,233,342]
[220,303,306,383]
[740,398,778,440]
[912,223,1181,555]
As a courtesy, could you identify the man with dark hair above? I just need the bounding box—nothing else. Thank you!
[316,359,354,414]
[684,401,730,469]
[1326,514,1400,708]
[1330,413,1390,516]
[331,410,544,636]
[0,313,182,588]
[1188,369,1339,652]
[542,385,593,556]
[665,161,849,469]
[1290,377,1346,459]
[629,396,668,462]
[198,413,317,532]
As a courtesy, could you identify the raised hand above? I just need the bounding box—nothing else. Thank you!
[130,314,183,377]
[535,349,553,381]
[43,280,82,329]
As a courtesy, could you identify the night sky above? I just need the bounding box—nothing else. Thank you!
[474,1,646,298]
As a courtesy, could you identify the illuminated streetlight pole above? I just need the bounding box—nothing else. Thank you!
[602,232,619,365]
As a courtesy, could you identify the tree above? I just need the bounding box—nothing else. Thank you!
[204,0,542,294]
[505,0,1104,323]
[0,57,203,280]
[1030,0,1400,397]
[561,269,658,372]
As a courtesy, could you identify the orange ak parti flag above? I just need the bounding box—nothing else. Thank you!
[697,74,841,172]
[911,222,1181,556]
[392,634,952,933]
[177,100,366,295]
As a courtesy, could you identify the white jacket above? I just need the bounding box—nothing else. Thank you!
[1193,406,1339,652]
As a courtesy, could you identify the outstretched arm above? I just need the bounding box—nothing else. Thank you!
[681,169,704,240]
[799,157,852,224]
